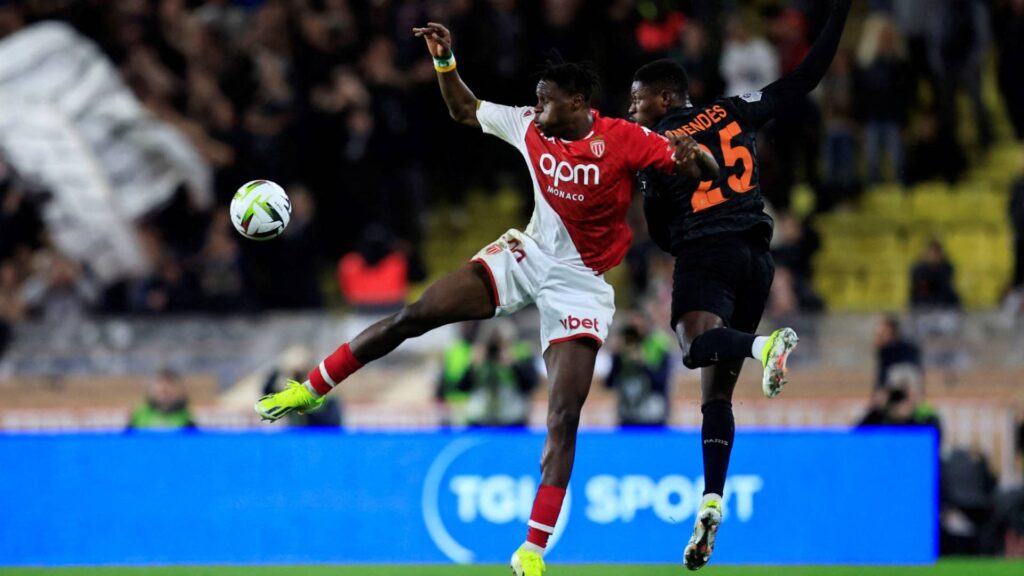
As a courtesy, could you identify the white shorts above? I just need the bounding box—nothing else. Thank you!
[471,229,615,350]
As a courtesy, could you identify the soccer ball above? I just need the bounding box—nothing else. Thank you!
[230,180,291,241]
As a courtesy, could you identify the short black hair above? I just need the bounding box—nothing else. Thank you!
[538,58,601,102]
[633,59,689,98]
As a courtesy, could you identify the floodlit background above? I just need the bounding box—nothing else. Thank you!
[0,0,1023,571]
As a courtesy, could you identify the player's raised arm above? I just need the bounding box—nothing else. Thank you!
[413,22,479,127]
[737,0,852,127]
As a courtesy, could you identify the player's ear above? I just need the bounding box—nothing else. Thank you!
[659,90,673,109]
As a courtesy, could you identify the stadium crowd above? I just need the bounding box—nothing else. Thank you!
[0,0,1022,340]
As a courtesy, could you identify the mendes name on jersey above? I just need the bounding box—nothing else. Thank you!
[477,101,678,274]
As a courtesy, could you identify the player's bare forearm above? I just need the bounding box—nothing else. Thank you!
[436,69,479,127]
[413,22,479,127]
[695,148,719,181]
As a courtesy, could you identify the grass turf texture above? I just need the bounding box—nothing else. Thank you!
[2,560,1022,576]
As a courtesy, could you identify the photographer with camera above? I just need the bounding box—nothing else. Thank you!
[605,313,673,427]
[460,319,538,428]
[858,363,941,438]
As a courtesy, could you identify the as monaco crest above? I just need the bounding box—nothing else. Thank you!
[590,138,605,158]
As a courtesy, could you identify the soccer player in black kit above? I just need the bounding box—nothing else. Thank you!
[629,0,850,570]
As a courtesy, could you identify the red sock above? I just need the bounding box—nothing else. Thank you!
[307,342,364,396]
[525,485,566,550]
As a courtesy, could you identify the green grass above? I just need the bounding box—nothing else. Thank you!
[2,560,1023,576]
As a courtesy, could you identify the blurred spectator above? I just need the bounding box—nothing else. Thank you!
[337,223,408,311]
[20,251,99,322]
[904,106,967,185]
[929,0,993,150]
[669,22,723,105]
[984,419,1024,556]
[244,52,294,185]
[910,240,961,310]
[770,8,810,78]
[0,261,26,359]
[858,364,941,437]
[196,211,246,312]
[819,49,859,202]
[940,448,998,555]
[130,252,198,314]
[605,314,672,427]
[720,14,779,97]
[874,315,922,390]
[127,368,196,430]
[768,215,823,318]
[634,2,686,55]
[0,163,44,264]
[435,321,479,427]
[892,0,936,104]
[262,345,342,427]
[855,14,912,184]
[461,319,537,428]
[1012,173,1024,291]
[993,0,1024,141]
[245,184,322,310]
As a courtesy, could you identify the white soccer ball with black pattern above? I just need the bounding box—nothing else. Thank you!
[230,180,291,241]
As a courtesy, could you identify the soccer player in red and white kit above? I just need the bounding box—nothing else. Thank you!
[256,22,717,575]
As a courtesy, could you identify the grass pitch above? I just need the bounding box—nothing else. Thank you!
[2,559,1023,576]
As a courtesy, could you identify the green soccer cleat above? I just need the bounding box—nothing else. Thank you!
[761,327,799,399]
[683,496,723,571]
[255,380,326,422]
[510,544,545,576]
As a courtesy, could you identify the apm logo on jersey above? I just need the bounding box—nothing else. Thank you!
[422,438,572,564]
[539,154,600,186]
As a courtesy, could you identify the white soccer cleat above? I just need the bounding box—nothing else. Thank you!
[761,327,799,398]
[683,495,723,571]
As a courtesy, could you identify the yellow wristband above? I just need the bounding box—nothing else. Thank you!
[433,54,456,73]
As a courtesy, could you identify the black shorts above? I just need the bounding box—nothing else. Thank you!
[671,230,775,334]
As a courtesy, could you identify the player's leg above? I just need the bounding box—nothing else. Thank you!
[513,264,611,576]
[255,262,495,420]
[512,338,598,576]
[675,310,734,571]
[674,238,798,398]
[348,262,495,362]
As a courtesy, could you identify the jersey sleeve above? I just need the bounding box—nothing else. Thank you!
[476,101,533,146]
[624,123,676,174]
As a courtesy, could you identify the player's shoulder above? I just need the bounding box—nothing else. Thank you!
[721,91,766,111]
[602,115,662,140]
[479,100,537,121]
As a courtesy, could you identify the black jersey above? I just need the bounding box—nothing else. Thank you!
[640,0,850,254]
[638,97,777,250]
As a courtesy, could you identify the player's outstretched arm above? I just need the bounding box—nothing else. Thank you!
[413,22,479,128]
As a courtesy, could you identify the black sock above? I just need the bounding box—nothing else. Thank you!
[684,327,756,369]
[701,399,735,497]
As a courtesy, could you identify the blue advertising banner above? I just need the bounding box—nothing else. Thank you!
[0,429,937,566]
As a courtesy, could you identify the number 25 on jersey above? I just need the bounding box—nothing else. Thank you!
[692,121,754,213]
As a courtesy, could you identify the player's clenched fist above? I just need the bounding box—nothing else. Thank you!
[412,22,452,58]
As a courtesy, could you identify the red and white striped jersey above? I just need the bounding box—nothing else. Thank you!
[477,101,677,274]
